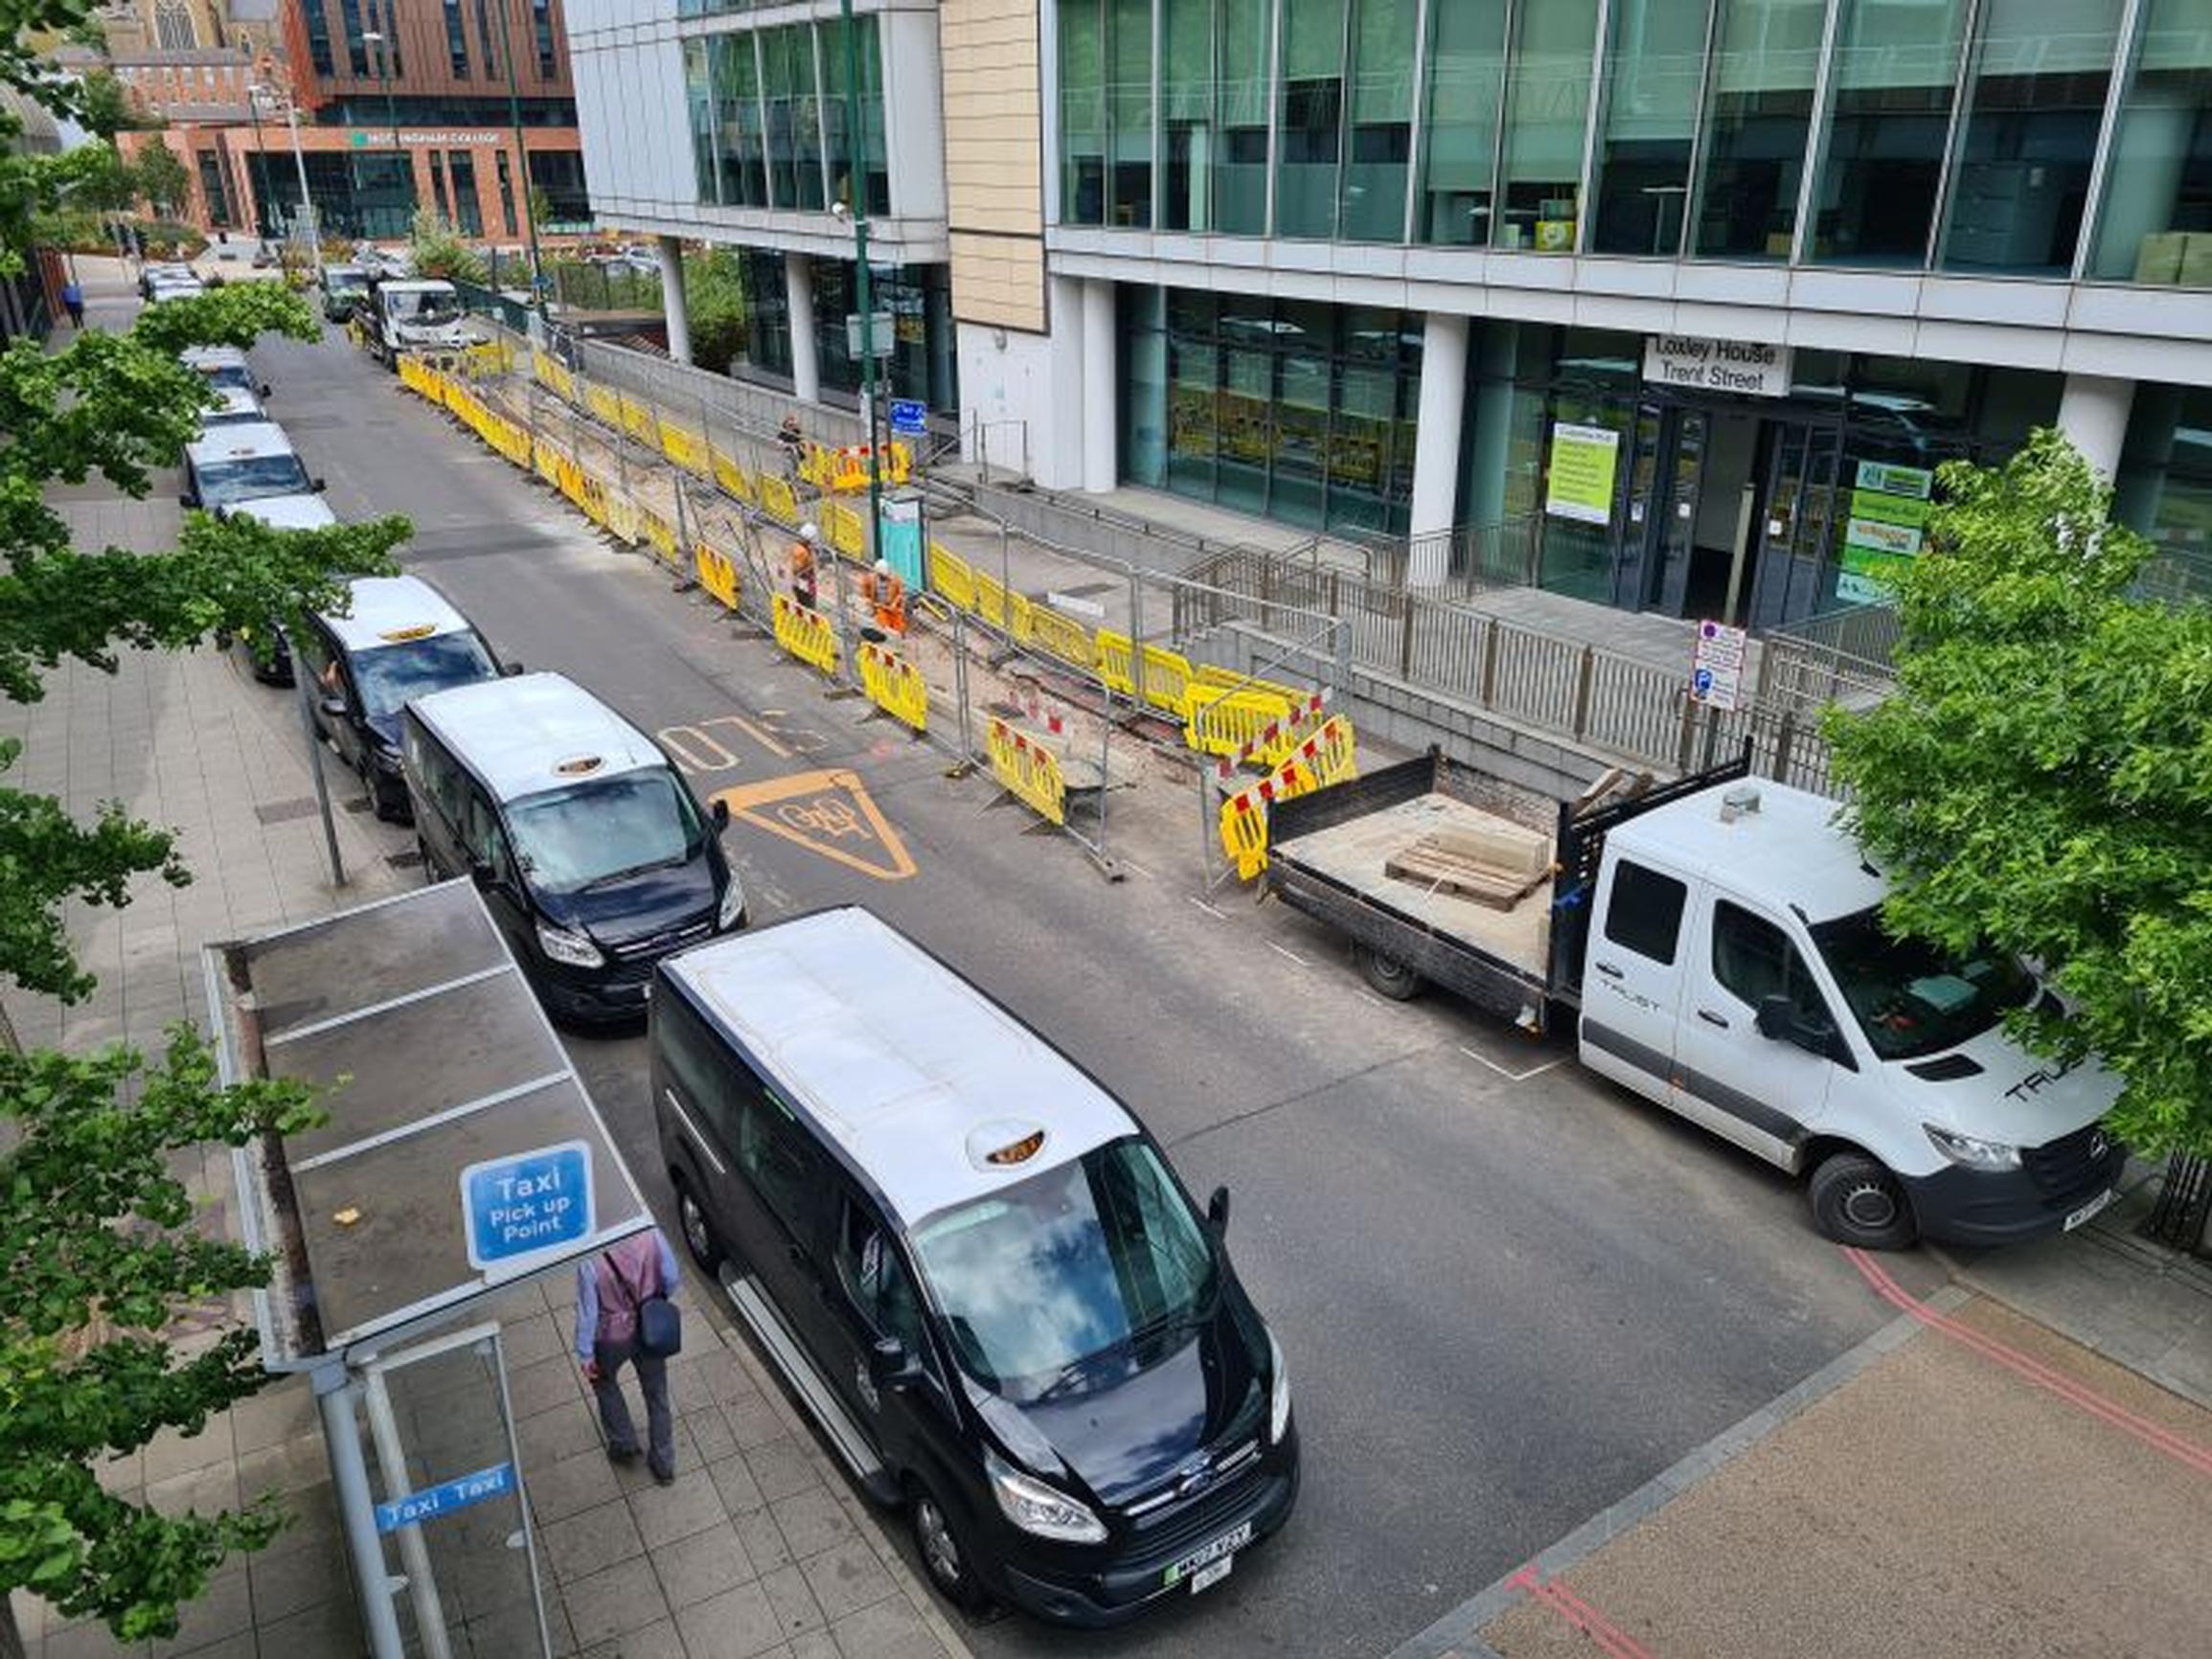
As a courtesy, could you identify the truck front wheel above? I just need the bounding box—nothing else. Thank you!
[1809,1151,1918,1250]
[1359,945,1423,1001]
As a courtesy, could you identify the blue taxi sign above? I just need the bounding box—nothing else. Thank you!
[460,1140,594,1271]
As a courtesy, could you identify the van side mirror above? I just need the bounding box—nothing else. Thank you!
[1206,1186,1231,1236]
[259,381,272,397]
[501,660,525,676]
[711,798,731,830]
[1757,995,1851,1065]
[178,491,195,508]
[1754,996,1793,1042]
[467,855,495,889]
[311,476,328,492]
[868,1336,922,1390]
[318,693,346,718]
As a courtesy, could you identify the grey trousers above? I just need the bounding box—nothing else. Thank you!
[592,1338,674,1473]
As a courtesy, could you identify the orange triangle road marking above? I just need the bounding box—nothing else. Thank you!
[711,768,916,882]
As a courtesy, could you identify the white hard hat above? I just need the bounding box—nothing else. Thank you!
[799,522,818,540]
[874,559,890,576]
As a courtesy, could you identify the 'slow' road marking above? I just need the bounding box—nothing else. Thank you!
[1457,1045,1565,1083]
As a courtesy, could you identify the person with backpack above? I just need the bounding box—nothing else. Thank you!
[574,1226,683,1485]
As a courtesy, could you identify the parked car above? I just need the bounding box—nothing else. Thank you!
[180,346,270,398]
[179,421,325,519]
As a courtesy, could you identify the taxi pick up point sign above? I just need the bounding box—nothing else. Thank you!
[460,1141,595,1272]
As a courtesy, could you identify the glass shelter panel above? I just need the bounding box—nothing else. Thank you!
[2089,0,2212,284]
[1938,0,2123,275]
[1811,0,1972,265]
[1494,0,1601,252]
[1694,0,1828,260]
[1417,0,1509,244]
[1591,0,1714,255]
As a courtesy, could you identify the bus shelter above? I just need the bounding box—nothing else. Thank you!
[205,880,652,1658]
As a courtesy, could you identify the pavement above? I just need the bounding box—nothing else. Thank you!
[7,257,2209,1659]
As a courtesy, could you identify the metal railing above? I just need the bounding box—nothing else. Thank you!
[1753,602,1901,717]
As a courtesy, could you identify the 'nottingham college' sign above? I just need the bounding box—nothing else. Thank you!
[1643,335,1792,398]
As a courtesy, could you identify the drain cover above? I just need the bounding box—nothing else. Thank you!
[253,797,319,825]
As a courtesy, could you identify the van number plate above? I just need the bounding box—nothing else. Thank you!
[2064,1188,2114,1232]
[1164,1521,1251,1592]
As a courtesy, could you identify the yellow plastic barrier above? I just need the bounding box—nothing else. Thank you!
[1025,604,1096,670]
[758,474,801,527]
[804,441,916,493]
[585,384,624,426]
[857,642,928,734]
[973,569,1009,631]
[1195,664,1306,706]
[621,396,660,444]
[1216,756,1320,881]
[1138,645,1196,717]
[532,351,578,402]
[930,543,976,612]
[603,490,641,545]
[1304,714,1357,786]
[1096,629,1135,695]
[662,423,710,476]
[986,718,1066,828]
[771,593,841,676]
[696,541,741,610]
[713,454,757,505]
[534,437,566,486]
[1185,685,1295,758]
[639,508,679,562]
[822,499,866,561]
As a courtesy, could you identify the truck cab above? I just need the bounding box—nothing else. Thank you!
[1581,781,2123,1250]
[364,278,469,363]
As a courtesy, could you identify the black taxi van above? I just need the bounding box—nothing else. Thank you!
[650,907,1299,1625]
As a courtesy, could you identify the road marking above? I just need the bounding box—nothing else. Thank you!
[705,711,791,760]
[1456,1045,1565,1083]
[658,723,744,774]
[1844,1247,2212,1477]
[1119,858,1153,879]
[1268,943,1311,967]
[1506,1567,1653,1659]
[1188,898,1227,920]
[713,768,916,882]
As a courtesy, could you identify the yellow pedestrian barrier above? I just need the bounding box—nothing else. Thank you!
[696,542,741,610]
[661,423,710,475]
[714,454,756,505]
[1186,685,1295,758]
[621,396,660,444]
[640,508,679,562]
[1025,604,1095,670]
[930,543,976,611]
[535,437,566,486]
[1304,714,1357,785]
[1195,664,1306,706]
[1138,645,1196,717]
[532,351,577,402]
[603,490,641,545]
[758,474,801,527]
[1216,755,1320,881]
[771,593,841,677]
[822,499,866,561]
[857,642,928,734]
[986,718,1066,828]
[1096,629,1135,695]
[974,570,1009,631]
[585,385,624,427]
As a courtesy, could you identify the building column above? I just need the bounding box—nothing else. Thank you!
[656,236,692,365]
[1408,311,1471,586]
[785,251,820,404]
[2056,373,2134,480]
[1081,278,1116,494]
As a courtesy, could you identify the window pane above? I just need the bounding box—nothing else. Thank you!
[713,33,767,209]
[2089,0,2212,283]
[1061,0,1107,224]
[1216,0,1273,234]
[1811,0,1971,265]
[1109,0,1153,224]
[1590,0,1711,256]
[1161,0,1214,230]
[1495,0,1600,252]
[1940,0,2122,275]
[685,37,720,204]
[1339,0,1416,242]
[1417,0,1509,244]
[823,13,888,216]
[1604,861,1687,965]
[1694,0,1826,259]
[1277,0,1348,239]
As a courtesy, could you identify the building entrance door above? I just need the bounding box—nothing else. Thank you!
[1743,421,1848,630]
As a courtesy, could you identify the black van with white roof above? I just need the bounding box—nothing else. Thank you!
[402,671,744,1022]
[651,907,1299,1626]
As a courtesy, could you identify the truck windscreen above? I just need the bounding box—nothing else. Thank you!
[1810,908,2036,1062]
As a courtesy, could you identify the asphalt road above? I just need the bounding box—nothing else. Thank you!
[254,326,1929,1658]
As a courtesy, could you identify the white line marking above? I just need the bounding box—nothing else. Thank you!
[1268,943,1311,967]
[1187,898,1228,920]
[1119,858,1152,879]
[1457,1045,1566,1083]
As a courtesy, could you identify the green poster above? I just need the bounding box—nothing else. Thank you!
[1545,422,1620,526]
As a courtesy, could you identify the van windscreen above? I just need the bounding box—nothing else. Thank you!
[196,451,314,507]
[505,767,704,894]
[912,1137,1218,1404]
[1810,908,2036,1061]
[350,631,497,721]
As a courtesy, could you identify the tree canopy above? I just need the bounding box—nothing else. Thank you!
[1825,431,2212,1163]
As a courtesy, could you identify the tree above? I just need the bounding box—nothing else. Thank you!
[74,70,148,142]
[129,136,191,220]
[1,270,412,1654]
[684,246,746,374]
[1824,431,2212,1249]
[408,208,487,284]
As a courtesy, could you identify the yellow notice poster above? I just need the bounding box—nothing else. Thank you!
[1545,422,1621,526]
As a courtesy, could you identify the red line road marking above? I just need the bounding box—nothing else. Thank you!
[1843,1247,2212,1478]
[1507,1566,1656,1659]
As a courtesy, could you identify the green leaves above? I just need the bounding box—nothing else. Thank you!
[1827,431,2212,1159]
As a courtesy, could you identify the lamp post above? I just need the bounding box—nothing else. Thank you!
[361,28,402,239]
[833,0,880,561]
[256,80,321,270]
[490,0,546,308]
[242,80,268,245]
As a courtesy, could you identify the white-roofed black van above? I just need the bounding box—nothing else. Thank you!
[651,907,1299,1626]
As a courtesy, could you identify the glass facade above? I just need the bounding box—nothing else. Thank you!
[2118,384,2212,599]
[686,19,886,216]
[735,251,957,415]
[1120,285,1423,534]
[1055,0,2204,289]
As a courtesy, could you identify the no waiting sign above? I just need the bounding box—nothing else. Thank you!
[1690,620,1747,713]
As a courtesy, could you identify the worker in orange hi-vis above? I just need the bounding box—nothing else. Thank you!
[863,559,908,637]
[789,523,820,610]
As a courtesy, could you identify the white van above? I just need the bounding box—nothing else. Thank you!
[180,422,327,523]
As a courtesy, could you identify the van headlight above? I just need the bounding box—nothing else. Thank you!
[536,921,603,968]
[717,876,746,931]
[1267,1332,1292,1445]
[1924,1124,2020,1170]
[986,1449,1106,1544]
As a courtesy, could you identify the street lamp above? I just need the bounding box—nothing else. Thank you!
[832,0,880,565]
[253,80,321,270]
[489,0,545,308]
[361,28,401,239]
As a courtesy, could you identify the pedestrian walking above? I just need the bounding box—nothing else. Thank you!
[790,522,820,610]
[575,1226,682,1485]
[60,279,83,329]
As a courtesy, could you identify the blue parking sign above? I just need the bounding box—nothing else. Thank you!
[460,1141,594,1271]
[889,398,926,436]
